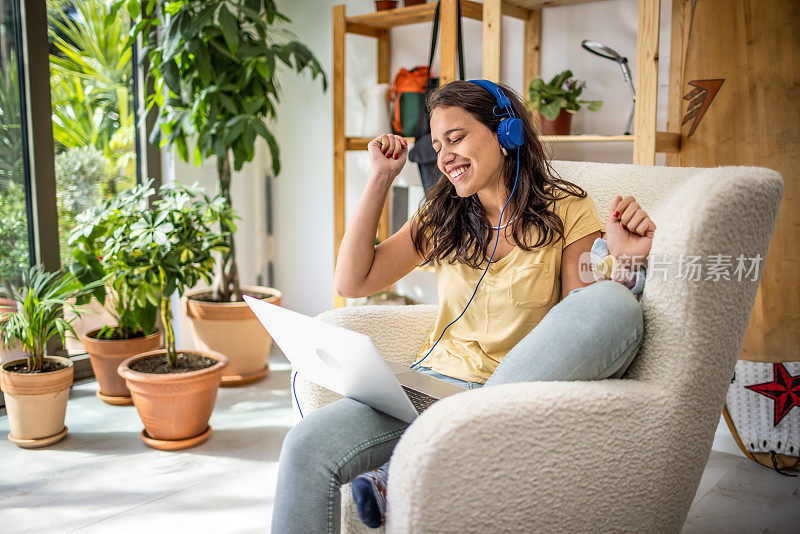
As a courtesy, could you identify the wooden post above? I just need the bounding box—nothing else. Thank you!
[523,9,541,100]
[633,0,660,165]
[665,0,691,167]
[482,0,501,82]
[333,4,346,309]
[377,29,391,244]
[439,0,458,85]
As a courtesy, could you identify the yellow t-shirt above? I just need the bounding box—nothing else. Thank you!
[414,191,605,383]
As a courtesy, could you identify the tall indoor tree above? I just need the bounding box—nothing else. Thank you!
[127,0,327,302]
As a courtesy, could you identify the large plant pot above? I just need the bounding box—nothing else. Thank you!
[81,329,162,406]
[0,356,73,448]
[0,299,25,364]
[538,108,573,135]
[118,349,228,450]
[182,286,281,387]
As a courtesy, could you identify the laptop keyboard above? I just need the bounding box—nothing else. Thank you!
[402,386,438,414]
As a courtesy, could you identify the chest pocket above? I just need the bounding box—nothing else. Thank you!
[509,262,554,308]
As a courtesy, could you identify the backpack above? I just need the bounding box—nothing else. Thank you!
[390,67,434,138]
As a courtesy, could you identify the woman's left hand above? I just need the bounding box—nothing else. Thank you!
[605,195,656,268]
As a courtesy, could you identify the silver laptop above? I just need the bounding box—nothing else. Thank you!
[243,296,465,423]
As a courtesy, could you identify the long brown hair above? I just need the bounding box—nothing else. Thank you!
[411,81,589,269]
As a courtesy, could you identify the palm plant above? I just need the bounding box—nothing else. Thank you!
[48,0,135,176]
[1,265,103,372]
[128,0,326,302]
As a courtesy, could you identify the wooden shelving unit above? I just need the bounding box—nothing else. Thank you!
[332,0,678,308]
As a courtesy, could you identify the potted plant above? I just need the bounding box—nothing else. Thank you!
[527,70,602,135]
[115,179,231,450]
[0,266,102,448]
[68,184,164,405]
[126,0,325,386]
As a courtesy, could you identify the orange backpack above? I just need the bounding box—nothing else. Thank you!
[389,66,431,137]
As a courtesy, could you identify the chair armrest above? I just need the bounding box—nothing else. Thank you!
[291,305,438,418]
[386,380,697,534]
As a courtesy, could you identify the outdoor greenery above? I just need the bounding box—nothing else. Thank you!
[81,179,231,366]
[0,44,27,287]
[49,0,135,177]
[48,0,137,266]
[127,0,327,302]
[527,69,603,120]
[1,265,102,371]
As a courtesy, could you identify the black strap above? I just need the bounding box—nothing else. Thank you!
[415,1,465,139]
[427,0,466,82]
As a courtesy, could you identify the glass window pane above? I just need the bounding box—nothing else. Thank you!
[0,0,31,288]
[47,0,136,266]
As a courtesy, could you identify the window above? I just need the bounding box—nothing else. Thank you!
[0,0,32,288]
[47,0,137,266]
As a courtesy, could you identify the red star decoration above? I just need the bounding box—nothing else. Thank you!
[745,363,800,427]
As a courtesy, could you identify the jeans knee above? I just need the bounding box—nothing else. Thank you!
[592,281,643,333]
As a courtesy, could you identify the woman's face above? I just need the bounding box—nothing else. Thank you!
[430,106,505,198]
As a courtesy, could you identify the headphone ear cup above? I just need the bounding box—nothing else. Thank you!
[497,118,524,150]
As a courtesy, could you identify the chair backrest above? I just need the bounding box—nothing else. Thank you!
[551,160,783,417]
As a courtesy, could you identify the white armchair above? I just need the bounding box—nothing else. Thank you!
[294,161,783,533]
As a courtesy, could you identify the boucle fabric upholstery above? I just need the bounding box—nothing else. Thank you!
[293,160,783,533]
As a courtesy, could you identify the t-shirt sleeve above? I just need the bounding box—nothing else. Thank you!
[560,193,605,248]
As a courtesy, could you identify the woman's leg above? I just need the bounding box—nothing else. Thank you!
[485,280,643,386]
[271,397,409,534]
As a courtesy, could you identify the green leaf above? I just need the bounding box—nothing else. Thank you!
[160,59,181,95]
[218,6,240,55]
[182,4,216,42]
[253,119,281,175]
[219,93,238,114]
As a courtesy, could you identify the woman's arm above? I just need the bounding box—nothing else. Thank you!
[333,134,426,299]
[561,231,602,298]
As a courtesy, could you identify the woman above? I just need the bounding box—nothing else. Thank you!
[271,81,655,533]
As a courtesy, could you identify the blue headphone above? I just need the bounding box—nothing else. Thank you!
[467,79,525,151]
[292,80,527,416]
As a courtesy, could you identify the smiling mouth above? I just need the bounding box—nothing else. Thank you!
[449,164,470,182]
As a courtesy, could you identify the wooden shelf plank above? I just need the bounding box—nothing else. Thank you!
[504,0,608,9]
[536,134,634,142]
[346,1,485,29]
[346,3,436,28]
[346,133,678,151]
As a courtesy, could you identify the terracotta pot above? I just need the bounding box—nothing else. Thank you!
[538,108,573,135]
[0,356,73,448]
[0,299,25,365]
[404,0,426,5]
[81,329,162,405]
[375,1,398,11]
[118,349,228,450]
[182,287,281,386]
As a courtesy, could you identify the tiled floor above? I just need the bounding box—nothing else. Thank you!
[1,350,798,533]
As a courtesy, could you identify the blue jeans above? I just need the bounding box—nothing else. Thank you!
[271,280,643,533]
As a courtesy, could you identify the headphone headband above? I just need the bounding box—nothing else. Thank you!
[467,79,513,114]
